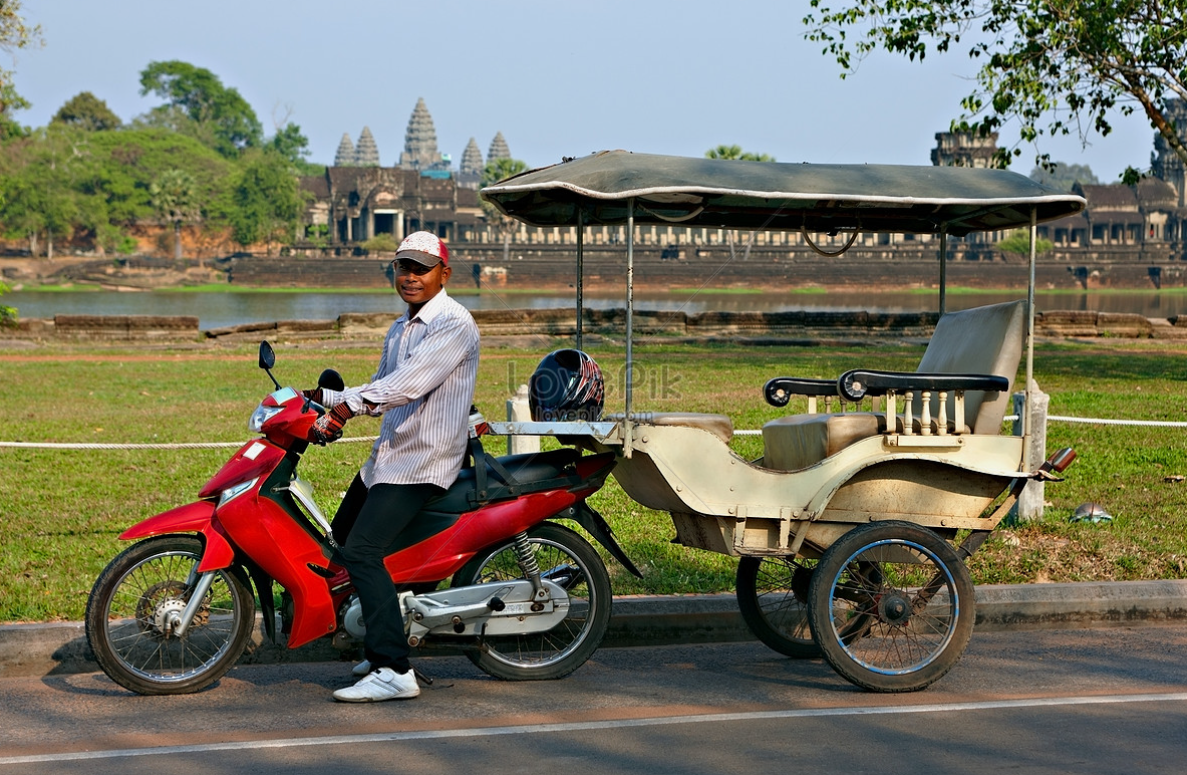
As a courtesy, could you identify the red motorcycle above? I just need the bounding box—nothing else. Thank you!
[85,342,638,695]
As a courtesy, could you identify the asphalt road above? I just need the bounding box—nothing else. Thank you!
[4,626,1187,774]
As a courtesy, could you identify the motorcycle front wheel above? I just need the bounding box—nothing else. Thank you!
[451,522,612,680]
[85,535,256,695]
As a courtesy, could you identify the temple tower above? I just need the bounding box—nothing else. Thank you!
[1152,98,1187,207]
[334,133,356,167]
[488,131,510,162]
[399,98,443,170]
[460,137,484,175]
[931,131,999,168]
[354,126,381,167]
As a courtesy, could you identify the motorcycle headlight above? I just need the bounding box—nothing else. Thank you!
[218,477,259,507]
[249,404,284,433]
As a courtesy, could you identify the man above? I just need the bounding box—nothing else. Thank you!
[308,231,480,702]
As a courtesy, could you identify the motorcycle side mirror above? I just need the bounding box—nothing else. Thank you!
[259,341,276,370]
[318,368,346,392]
[258,341,281,390]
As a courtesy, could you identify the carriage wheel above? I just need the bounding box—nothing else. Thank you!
[807,520,975,693]
[736,556,820,658]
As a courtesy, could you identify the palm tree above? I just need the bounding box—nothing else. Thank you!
[705,146,777,259]
[149,168,199,262]
[480,157,529,263]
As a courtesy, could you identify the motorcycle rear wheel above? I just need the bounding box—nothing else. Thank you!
[85,535,255,695]
[451,522,611,680]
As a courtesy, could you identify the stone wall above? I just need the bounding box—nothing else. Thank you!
[4,308,1185,343]
[215,244,1187,292]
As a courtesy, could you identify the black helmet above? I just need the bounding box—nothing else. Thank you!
[529,349,604,422]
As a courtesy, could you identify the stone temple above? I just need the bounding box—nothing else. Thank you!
[300,99,1187,287]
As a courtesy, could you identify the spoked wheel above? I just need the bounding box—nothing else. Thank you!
[736,556,820,658]
[451,522,612,681]
[85,535,255,696]
[807,521,975,693]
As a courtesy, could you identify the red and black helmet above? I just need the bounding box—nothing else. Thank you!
[529,349,605,422]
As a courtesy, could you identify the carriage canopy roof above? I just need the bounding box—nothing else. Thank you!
[480,150,1086,237]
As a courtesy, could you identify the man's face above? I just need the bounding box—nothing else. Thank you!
[395,259,451,307]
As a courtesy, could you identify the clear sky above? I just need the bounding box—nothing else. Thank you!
[12,0,1159,181]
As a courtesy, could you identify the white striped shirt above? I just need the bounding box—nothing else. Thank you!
[321,289,480,489]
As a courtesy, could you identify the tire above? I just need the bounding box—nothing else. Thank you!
[807,521,975,693]
[85,535,255,696]
[736,556,820,658]
[450,522,612,680]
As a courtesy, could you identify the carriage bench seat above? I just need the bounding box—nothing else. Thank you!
[762,300,1025,472]
[605,412,734,444]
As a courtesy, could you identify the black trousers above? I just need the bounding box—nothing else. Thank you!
[332,474,442,675]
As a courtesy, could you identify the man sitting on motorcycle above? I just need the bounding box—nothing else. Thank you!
[306,231,481,702]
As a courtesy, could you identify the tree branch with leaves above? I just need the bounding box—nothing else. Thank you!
[803,0,1187,177]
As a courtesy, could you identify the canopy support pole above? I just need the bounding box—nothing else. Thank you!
[938,228,948,316]
[576,209,584,350]
[623,199,635,456]
[1023,207,1037,455]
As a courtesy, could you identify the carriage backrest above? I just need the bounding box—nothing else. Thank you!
[913,299,1026,433]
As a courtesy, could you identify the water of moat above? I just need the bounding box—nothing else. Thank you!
[6,288,1182,331]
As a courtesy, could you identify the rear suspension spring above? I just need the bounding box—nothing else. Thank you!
[512,531,543,594]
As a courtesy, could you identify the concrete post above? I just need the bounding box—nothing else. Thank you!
[1011,382,1050,521]
[507,384,539,455]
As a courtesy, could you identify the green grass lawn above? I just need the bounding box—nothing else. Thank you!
[2,337,1185,622]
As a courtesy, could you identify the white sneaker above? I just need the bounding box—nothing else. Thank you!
[352,659,372,677]
[332,667,420,703]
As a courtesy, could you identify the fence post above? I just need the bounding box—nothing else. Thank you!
[506,384,539,455]
[1011,382,1050,521]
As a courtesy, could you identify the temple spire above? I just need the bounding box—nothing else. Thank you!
[460,137,484,175]
[333,133,356,167]
[400,97,442,170]
[354,126,380,167]
[488,131,510,162]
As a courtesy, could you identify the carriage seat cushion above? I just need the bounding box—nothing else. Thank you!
[606,412,734,444]
[762,413,883,471]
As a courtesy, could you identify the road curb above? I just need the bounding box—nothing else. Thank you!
[4,580,1186,679]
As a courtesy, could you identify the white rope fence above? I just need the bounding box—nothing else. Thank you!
[0,436,381,450]
[1,415,1182,450]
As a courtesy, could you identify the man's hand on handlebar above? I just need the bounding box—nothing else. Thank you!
[302,388,325,407]
[309,403,354,445]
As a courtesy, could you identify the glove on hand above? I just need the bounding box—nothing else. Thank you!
[301,388,324,406]
[309,402,354,445]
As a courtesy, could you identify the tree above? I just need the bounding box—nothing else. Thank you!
[0,0,42,141]
[360,232,398,253]
[480,157,529,262]
[1029,162,1100,192]
[0,126,233,258]
[0,280,16,327]
[706,144,777,162]
[803,1,1187,176]
[996,229,1053,260]
[150,168,199,260]
[139,60,263,158]
[704,146,776,260]
[0,126,85,258]
[227,150,305,255]
[52,92,121,131]
[268,122,309,165]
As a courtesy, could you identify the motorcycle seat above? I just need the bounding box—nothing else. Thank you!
[424,447,582,514]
